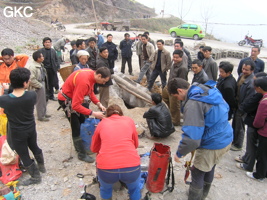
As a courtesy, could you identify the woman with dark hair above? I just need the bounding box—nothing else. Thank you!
[91,104,141,200]
[246,77,267,181]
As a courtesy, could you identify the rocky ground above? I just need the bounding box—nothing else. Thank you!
[1,18,267,200]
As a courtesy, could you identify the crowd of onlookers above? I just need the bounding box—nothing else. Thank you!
[0,30,266,200]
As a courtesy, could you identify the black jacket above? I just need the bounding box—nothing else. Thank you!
[217,74,237,120]
[119,39,132,58]
[143,102,175,138]
[102,42,118,61]
[243,93,263,127]
[86,47,98,70]
[96,56,113,87]
[38,48,60,72]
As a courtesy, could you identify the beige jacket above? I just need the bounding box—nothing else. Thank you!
[27,61,47,90]
[141,42,155,62]
[150,48,172,73]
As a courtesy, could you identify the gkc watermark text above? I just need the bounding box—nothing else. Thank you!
[3,6,33,18]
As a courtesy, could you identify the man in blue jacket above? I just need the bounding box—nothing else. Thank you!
[168,78,233,200]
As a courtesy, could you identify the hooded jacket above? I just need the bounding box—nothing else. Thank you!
[177,81,233,158]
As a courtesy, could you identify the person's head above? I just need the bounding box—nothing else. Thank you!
[173,50,183,64]
[174,38,182,43]
[191,59,203,74]
[1,48,15,66]
[199,45,204,53]
[70,40,76,49]
[254,77,267,94]
[151,93,162,105]
[174,42,183,50]
[107,34,113,42]
[219,61,234,78]
[32,51,44,63]
[141,34,148,44]
[242,60,255,77]
[76,39,86,50]
[106,104,124,117]
[10,67,31,89]
[97,31,101,35]
[144,31,149,36]
[167,78,190,100]
[203,46,212,58]
[42,37,52,49]
[87,37,97,48]
[77,50,90,65]
[124,33,130,40]
[138,34,142,40]
[156,40,164,50]
[94,67,111,84]
[65,38,70,43]
[250,46,260,60]
[254,72,267,79]
[99,47,109,59]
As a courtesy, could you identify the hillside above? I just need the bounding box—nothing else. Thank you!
[0,0,156,23]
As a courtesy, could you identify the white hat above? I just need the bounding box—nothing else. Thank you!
[77,50,90,58]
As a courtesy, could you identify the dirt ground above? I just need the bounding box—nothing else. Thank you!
[18,26,267,200]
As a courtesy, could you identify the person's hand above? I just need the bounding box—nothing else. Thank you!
[97,102,106,112]
[2,83,10,90]
[174,154,182,163]
[92,111,105,119]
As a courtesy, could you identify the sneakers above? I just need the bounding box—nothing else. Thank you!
[38,117,49,122]
[45,114,51,118]
[236,163,247,171]
[133,80,140,84]
[129,72,134,76]
[246,172,264,182]
[230,144,242,151]
[54,89,59,94]
[235,155,244,163]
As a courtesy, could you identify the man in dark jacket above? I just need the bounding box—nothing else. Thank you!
[86,37,98,71]
[143,93,175,138]
[216,61,237,120]
[191,59,209,84]
[119,33,133,75]
[235,72,267,172]
[231,60,255,151]
[38,37,60,101]
[237,47,265,75]
[70,39,86,65]
[96,47,113,108]
[102,34,118,71]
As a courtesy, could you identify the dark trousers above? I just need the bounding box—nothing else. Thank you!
[147,69,167,90]
[108,59,115,70]
[232,109,246,148]
[9,127,42,167]
[242,126,258,171]
[46,68,57,99]
[191,165,216,189]
[121,57,132,74]
[253,134,267,179]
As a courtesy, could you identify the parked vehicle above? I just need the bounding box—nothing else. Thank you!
[169,24,205,40]
[238,35,263,47]
[100,21,130,31]
[51,20,66,31]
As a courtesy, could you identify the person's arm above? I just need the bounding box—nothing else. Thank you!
[143,107,156,119]
[260,60,265,72]
[239,84,256,112]
[54,50,60,70]
[243,93,262,114]
[114,44,118,60]
[176,100,205,158]
[237,60,244,75]
[91,123,102,153]
[28,66,42,89]
[177,67,188,80]
[130,119,139,148]
[15,54,29,68]
[211,62,218,81]
[119,41,123,50]
[221,87,236,110]
[166,52,172,71]
[253,100,267,128]
[148,45,155,62]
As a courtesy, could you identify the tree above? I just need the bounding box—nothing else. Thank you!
[177,0,194,24]
[201,1,215,34]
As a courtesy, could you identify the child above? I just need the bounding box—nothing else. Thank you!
[0,68,45,186]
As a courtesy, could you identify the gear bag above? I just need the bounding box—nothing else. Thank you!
[80,118,100,152]
[146,143,174,193]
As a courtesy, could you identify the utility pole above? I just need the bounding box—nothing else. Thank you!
[91,0,98,30]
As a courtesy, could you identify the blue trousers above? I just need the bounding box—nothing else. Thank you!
[98,166,141,200]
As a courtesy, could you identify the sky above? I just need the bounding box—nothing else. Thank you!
[135,0,267,44]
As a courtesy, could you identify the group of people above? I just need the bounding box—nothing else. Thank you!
[0,30,266,200]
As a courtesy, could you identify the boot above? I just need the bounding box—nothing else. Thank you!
[21,161,41,186]
[34,152,46,173]
[188,185,203,200]
[73,137,95,163]
[201,182,211,200]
